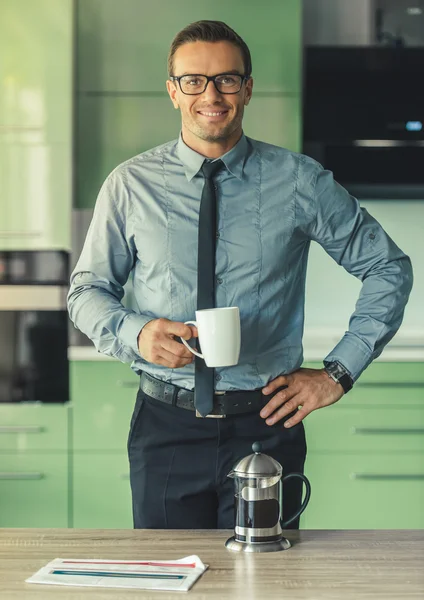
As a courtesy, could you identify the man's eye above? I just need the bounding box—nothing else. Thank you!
[221,77,236,84]
[187,78,202,85]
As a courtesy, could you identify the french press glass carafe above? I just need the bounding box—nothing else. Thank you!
[225,442,311,552]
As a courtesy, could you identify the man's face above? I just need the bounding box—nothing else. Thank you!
[166,41,253,144]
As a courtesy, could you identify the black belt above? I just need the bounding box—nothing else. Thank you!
[139,372,265,418]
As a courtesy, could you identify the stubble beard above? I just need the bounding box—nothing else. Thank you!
[187,108,243,143]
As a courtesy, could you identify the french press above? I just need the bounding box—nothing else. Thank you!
[225,442,311,553]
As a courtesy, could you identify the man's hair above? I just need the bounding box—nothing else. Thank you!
[168,20,252,78]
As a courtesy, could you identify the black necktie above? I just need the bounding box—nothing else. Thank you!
[195,159,224,417]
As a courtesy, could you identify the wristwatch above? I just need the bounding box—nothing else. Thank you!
[323,361,353,394]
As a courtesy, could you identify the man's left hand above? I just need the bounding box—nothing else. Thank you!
[260,368,344,428]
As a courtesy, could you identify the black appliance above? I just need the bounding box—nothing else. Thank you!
[303,47,424,199]
[0,251,69,403]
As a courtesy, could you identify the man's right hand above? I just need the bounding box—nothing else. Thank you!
[137,318,197,368]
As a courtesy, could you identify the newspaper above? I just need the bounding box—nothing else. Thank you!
[26,555,208,592]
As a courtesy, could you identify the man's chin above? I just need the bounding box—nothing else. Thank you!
[196,125,234,143]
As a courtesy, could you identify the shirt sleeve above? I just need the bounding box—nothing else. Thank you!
[67,169,153,363]
[306,164,413,381]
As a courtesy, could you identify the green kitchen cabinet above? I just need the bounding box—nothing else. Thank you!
[71,360,138,451]
[77,0,301,94]
[302,361,424,529]
[71,360,136,528]
[0,0,72,250]
[0,404,69,451]
[0,453,68,527]
[302,453,424,530]
[0,403,70,527]
[305,405,424,453]
[72,453,132,528]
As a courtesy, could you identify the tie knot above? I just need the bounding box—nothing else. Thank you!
[201,159,224,180]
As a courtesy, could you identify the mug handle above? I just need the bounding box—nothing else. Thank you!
[180,321,204,359]
[280,473,311,528]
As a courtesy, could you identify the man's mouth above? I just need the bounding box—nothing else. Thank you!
[197,110,229,119]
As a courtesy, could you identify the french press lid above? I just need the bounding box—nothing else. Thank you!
[230,442,282,477]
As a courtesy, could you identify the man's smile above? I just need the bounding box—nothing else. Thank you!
[197,109,229,120]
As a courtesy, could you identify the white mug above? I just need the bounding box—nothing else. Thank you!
[181,307,241,367]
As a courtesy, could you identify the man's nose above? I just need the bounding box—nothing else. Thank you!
[202,79,223,101]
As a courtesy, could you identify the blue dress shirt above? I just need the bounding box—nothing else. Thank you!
[68,133,413,390]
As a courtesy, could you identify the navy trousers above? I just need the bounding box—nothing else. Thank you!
[128,388,307,530]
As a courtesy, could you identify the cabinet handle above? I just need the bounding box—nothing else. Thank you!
[0,472,44,480]
[351,473,424,481]
[351,427,424,435]
[116,380,139,388]
[0,426,44,434]
[0,231,42,237]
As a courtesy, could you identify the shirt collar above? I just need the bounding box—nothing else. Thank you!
[177,132,248,182]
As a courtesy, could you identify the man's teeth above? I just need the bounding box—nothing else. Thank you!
[200,111,226,116]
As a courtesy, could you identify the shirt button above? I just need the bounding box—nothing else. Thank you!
[216,277,223,284]
[215,374,221,381]
[214,185,218,191]
[216,231,220,239]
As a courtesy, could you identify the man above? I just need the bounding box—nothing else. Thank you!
[68,20,413,530]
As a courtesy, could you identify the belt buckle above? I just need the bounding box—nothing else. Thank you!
[195,410,226,419]
[195,390,227,418]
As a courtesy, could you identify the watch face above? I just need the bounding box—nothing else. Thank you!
[325,362,353,392]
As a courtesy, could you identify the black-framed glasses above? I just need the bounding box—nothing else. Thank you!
[169,72,249,95]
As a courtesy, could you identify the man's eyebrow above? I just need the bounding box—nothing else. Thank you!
[178,70,243,76]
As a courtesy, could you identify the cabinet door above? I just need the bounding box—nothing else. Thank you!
[71,361,138,450]
[73,453,132,528]
[0,0,72,250]
[77,0,301,93]
[0,453,68,527]
[302,453,424,529]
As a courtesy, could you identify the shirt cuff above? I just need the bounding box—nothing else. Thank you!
[324,332,373,382]
[119,313,154,355]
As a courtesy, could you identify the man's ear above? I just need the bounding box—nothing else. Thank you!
[166,80,180,109]
[244,77,253,106]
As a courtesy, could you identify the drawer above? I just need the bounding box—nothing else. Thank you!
[0,404,69,451]
[71,361,138,450]
[0,453,68,527]
[304,405,424,452]
[302,453,424,529]
[73,453,132,528]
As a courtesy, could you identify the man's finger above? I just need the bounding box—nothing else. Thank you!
[156,348,193,368]
[260,386,294,418]
[283,405,311,429]
[164,320,195,340]
[263,395,303,425]
[161,337,195,359]
[262,374,290,395]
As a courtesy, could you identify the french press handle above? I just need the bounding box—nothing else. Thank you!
[280,473,311,528]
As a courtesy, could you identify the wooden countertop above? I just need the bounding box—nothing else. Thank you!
[1,528,423,599]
